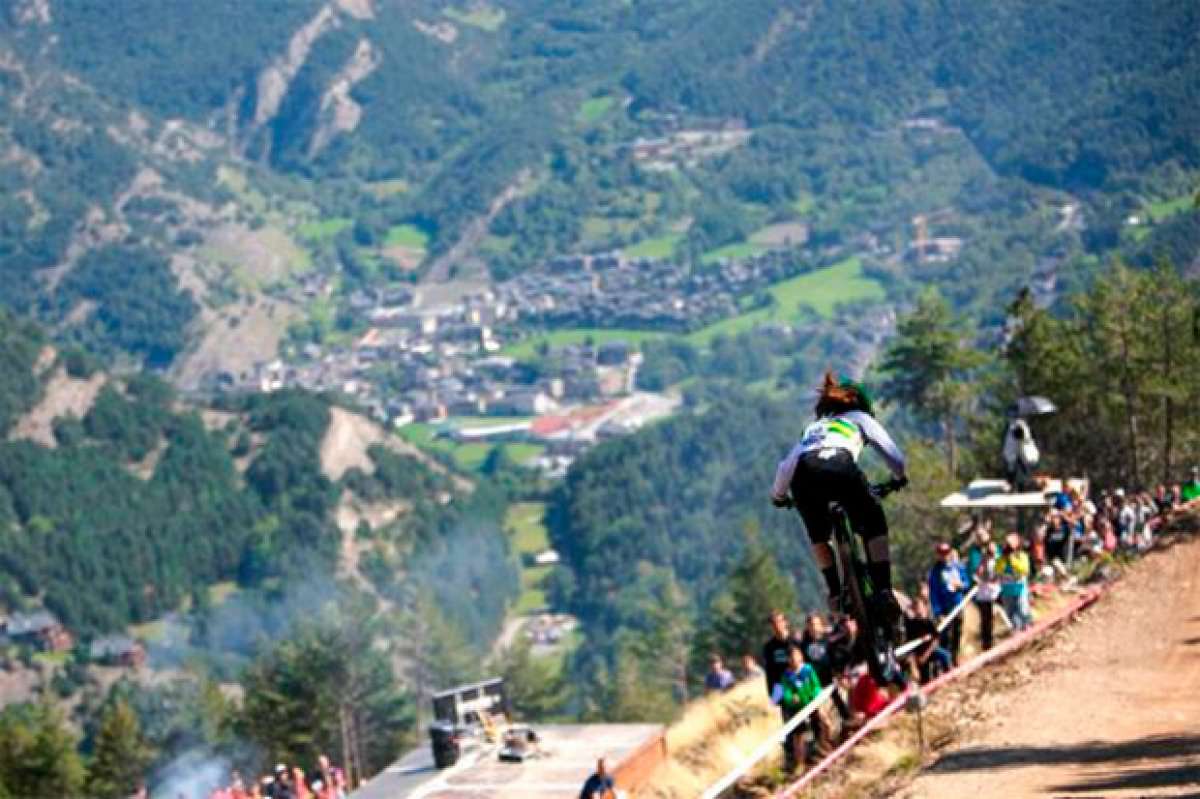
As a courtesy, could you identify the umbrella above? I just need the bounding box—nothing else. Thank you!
[1012,396,1057,417]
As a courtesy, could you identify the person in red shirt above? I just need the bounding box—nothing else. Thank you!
[847,664,891,721]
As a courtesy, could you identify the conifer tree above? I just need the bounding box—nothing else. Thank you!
[694,521,797,678]
[491,636,567,721]
[0,701,86,799]
[882,288,983,475]
[87,699,154,799]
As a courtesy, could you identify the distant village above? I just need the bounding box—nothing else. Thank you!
[218,247,826,473]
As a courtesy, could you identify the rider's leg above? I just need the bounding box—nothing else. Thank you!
[841,485,905,632]
[865,534,893,595]
[843,490,892,593]
[794,490,839,605]
[811,541,840,605]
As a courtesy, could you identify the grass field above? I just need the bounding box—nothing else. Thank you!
[503,327,665,360]
[687,257,884,344]
[366,178,408,198]
[701,240,767,264]
[624,233,682,259]
[297,217,351,242]
[509,501,550,553]
[506,502,553,614]
[1146,193,1196,222]
[444,4,505,31]
[397,422,543,471]
[452,442,491,471]
[581,215,641,244]
[791,194,816,215]
[384,223,431,250]
[578,95,615,123]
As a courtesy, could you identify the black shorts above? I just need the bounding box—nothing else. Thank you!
[790,449,888,545]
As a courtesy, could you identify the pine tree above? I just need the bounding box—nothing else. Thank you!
[87,699,154,799]
[491,635,566,721]
[0,701,86,799]
[694,522,796,677]
[882,288,983,475]
[239,616,415,781]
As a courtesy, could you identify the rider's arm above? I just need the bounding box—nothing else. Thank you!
[843,411,906,479]
[771,443,803,503]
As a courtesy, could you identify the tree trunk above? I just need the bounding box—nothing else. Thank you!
[340,704,355,789]
[1116,316,1141,487]
[943,414,958,477]
[1163,294,1175,484]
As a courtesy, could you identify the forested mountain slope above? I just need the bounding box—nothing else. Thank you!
[0,0,1194,360]
[0,311,515,641]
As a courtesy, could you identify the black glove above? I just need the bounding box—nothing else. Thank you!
[772,495,793,509]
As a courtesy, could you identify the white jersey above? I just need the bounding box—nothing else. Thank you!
[771,410,906,502]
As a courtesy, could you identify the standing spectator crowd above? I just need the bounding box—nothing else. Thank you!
[188,755,349,799]
[706,469,1200,774]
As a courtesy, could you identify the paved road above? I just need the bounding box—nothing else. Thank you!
[900,536,1200,798]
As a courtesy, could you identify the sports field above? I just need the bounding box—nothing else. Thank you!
[502,328,665,360]
[687,257,884,344]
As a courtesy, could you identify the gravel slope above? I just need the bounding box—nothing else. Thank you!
[898,536,1200,798]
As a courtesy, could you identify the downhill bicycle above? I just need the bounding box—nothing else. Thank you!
[783,477,908,686]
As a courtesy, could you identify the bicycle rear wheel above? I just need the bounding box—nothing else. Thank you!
[838,538,899,686]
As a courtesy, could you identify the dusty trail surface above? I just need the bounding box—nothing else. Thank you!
[900,538,1200,798]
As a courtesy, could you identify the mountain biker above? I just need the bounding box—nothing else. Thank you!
[771,371,908,635]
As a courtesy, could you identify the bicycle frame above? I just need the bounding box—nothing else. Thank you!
[827,480,905,686]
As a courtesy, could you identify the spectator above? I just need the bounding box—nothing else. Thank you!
[579,757,616,799]
[1002,416,1039,491]
[824,614,858,677]
[1096,507,1117,553]
[846,664,890,721]
[272,765,295,799]
[964,519,993,581]
[740,653,764,680]
[1029,519,1047,575]
[769,643,827,770]
[927,542,968,665]
[762,611,798,770]
[1153,483,1172,514]
[997,532,1033,631]
[292,768,309,799]
[1136,491,1158,549]
[971,529,1001,651]
[798,613,851,736]
[704,654,735,692]
[762,610,793,700]
[1045,509,1069,564]
[1183,468,1200,503]
[903,597,952,683]
[1117,489,1137,550]
[1171,483,1185,509]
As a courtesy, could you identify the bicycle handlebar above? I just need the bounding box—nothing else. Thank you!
[772,476,907,508]
[870,476,908,499]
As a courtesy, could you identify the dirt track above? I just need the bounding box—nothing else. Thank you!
[899,537,1200,798]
